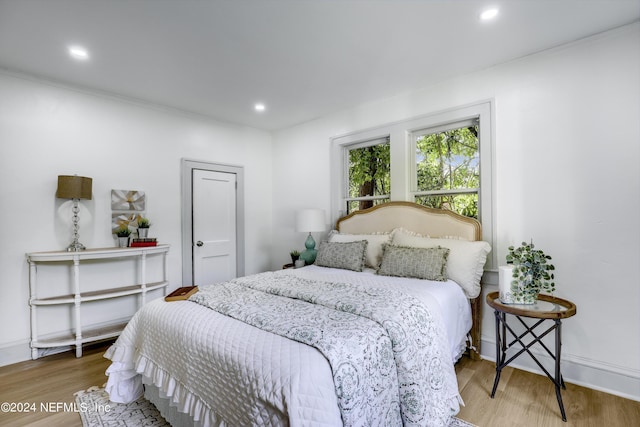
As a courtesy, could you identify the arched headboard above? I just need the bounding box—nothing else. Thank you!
[337,201,481,241]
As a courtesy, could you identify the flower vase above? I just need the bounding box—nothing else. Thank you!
[138,228,149,238]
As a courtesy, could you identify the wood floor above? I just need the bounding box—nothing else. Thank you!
[0,341,638,426]
[455,356,640,426]
[0,342,112,427]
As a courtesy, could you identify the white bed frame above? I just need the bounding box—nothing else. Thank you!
[337,201,483,360]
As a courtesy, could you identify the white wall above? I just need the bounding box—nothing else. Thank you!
[0,72,273,364]
[272,23,640,400]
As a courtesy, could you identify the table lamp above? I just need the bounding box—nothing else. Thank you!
[56,175,92,251]
[296,208,326,265]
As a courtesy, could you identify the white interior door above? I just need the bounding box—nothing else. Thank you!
[192,169,237,285]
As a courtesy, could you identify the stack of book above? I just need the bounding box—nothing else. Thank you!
[130,238,158,247]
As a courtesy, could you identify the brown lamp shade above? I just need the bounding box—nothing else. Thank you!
[56,175,93,200]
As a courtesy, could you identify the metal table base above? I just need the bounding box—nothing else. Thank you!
[491,311,567,421]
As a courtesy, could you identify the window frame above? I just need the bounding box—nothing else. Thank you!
[410,117,480,215]
[331,100,495,267]
[331,127,393,219]
[343,136,391,213]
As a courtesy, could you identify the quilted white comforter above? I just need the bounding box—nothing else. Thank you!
[104,266,471,426]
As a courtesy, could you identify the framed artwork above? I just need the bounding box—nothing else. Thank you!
[111,190,145,211]
[111,189,147,234]
[111,213,138,233]
[111,213,145,233]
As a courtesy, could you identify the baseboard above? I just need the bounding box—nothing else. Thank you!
[0,317,130,368]
[0,339,32,367]
[481,336,640,402]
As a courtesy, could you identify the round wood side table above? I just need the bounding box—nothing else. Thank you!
[486,291,577,422]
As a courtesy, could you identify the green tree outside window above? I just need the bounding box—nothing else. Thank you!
[415,125,479,218]
[347,143,390,212]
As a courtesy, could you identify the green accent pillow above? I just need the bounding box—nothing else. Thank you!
[315,240,368,272]
[378,244,449,281]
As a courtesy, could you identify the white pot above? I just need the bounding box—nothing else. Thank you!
[499,266,538,304]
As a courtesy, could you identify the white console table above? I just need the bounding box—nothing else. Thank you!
[26,244,170,359]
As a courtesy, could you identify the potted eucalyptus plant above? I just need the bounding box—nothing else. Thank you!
[116,225,132,248]
[504,241,556,304]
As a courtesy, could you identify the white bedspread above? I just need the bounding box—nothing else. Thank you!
[295,267,472,363]
[104,266,471,426]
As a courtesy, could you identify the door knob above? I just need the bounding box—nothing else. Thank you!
[196,241,204,247]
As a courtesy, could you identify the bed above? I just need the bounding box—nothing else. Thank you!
[104,202,491,427]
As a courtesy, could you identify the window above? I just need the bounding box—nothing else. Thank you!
[331,100,493,266]
[412,120,480,218]
[345,138,390,213]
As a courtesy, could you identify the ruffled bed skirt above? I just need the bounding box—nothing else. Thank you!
[105,345,224,427]
[145,381,205,427]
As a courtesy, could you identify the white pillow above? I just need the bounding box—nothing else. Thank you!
[392,228,491,298]
[328,231,391,268]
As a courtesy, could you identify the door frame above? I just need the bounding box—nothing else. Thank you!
[181,158,245,285]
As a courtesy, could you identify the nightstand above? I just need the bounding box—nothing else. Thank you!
[486,291,577,421]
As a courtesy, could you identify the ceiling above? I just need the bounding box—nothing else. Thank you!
[0,1,638,131]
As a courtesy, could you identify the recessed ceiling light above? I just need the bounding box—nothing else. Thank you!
[480,8,499,21]
[68,45,90,61]
[254,103,266,112]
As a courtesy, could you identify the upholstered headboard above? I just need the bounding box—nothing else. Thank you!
[336,201,481,241]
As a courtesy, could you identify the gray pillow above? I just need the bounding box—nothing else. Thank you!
[378,244,449,281]
[315,240,368,272]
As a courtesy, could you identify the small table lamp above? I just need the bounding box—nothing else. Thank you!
[56,175,92,251]
[296,209,326,265]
